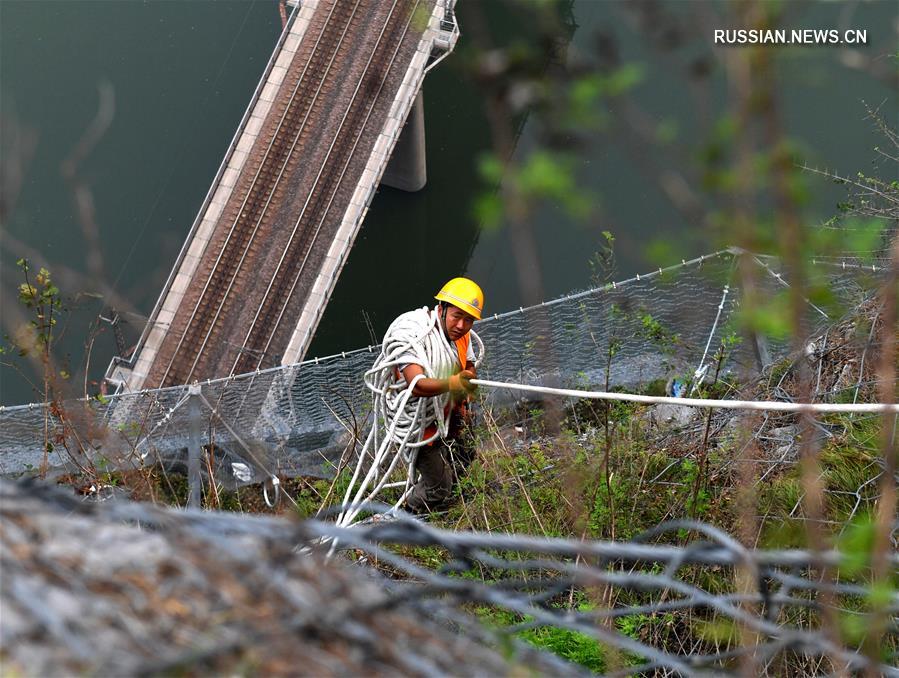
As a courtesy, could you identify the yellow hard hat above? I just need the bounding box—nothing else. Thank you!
[435,277,484,320]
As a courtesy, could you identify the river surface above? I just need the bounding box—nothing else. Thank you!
[1,0,894,405]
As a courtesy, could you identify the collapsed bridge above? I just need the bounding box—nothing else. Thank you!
[106,0,459,392]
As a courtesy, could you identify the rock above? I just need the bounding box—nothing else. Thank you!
[767,425,799,460]
[650,403,695,429]
[833,361,858,393]
[768,425,798,440]
[0,480,575,677]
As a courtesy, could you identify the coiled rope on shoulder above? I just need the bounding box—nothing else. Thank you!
[335,306,484,528]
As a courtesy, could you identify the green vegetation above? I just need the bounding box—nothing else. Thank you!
[375,305,896,670]
[1,260,68,473]
[475,605,608,672]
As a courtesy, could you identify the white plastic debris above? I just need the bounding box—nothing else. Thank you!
[231,462,253,483]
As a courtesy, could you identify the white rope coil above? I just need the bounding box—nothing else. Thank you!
[335,306,483,529]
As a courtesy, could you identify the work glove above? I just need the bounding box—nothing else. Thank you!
[448,370,477,394]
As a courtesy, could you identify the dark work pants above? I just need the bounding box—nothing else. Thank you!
[406,413,475,513]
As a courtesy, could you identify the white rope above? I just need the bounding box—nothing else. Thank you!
[690,283,730,396]
[334,306,484,529]
[471,379,899,414]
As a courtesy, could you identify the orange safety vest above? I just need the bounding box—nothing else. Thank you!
[453,332,471,372]
[395,332,471,445]
[424,333,470,443]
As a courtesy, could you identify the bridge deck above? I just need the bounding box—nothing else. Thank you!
[112,0,456,391]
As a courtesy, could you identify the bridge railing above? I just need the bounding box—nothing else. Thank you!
[106,2,304,388]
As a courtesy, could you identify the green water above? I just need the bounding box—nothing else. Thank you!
[1,0,894,404]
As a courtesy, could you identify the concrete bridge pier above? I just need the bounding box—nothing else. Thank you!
[381,90,427,192]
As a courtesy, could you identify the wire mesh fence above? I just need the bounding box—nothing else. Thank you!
[306,514,899,676]
[0,249,887,490]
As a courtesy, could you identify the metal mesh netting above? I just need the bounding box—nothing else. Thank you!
[0,479,577,676]
[0,249,886,487]
[5,479,896,676]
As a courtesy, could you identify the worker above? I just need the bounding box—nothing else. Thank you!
[393,277,483,513]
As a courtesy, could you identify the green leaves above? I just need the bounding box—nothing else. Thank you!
[18,282,38,305]
[473,150,593,229]
[473,192,503,230]
[518,152,589,217]
[637,312,679,350]
[808,217,884,258]
[477,153,504,184]
[470,57,645,231]
[6,258,68,388]
[837,515,877,575]
[602,63,645,96]
[736,291,792,340]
